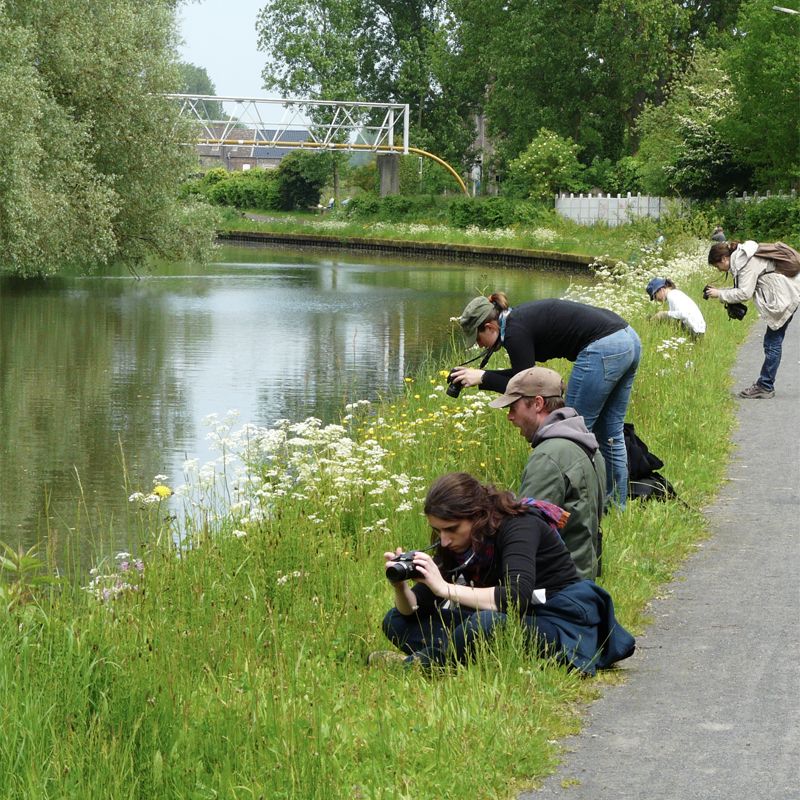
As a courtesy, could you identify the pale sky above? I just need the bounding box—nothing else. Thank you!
[178,0,269,101]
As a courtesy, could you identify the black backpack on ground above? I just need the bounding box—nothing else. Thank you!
[623,422,677,502]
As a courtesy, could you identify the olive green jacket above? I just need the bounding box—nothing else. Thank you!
[519,409,606,580]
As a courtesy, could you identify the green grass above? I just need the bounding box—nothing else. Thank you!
[217,206,693,263]
[0,244,751,799]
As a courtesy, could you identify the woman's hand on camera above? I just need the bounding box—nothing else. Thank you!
[448,367,484,388]
[411,552,448,595]
[383,547,404,565]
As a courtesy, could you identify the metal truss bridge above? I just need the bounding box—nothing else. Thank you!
[166,94,467,194]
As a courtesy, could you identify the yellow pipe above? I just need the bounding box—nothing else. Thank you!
[195,138,469,195]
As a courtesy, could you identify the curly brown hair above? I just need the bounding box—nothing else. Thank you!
[423,472,526,548]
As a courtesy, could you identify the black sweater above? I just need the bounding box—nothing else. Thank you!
[481,299,628,393]
[410,512,580,616]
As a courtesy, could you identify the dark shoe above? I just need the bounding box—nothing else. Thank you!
[738,383,775,399]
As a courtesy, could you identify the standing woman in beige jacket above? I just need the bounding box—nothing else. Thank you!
[706,240,800,398]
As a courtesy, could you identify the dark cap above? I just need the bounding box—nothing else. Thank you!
[458,297,495,345]
[646,277,668,300]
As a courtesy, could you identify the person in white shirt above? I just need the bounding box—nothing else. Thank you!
[646,277,706,337]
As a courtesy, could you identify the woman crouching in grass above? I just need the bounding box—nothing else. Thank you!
[375,472,635,676]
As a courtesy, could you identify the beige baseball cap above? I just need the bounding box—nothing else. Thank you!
[488,367,565,408]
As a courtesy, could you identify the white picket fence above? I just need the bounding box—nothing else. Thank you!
[554,193,683,226]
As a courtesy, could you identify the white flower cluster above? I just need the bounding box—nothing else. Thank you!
[464,226,516,240]
[276,570,306,586]
[313,219,350,231]
[655,336,694,360]
[531,227,558,243]
[369,222,451,236]
[564,243,707,318]
[84,552,144,603]
[173,411,426,538]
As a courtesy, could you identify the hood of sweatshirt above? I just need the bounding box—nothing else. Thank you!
[530,408,599,452]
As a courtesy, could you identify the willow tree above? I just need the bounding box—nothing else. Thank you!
[0,0,215,277]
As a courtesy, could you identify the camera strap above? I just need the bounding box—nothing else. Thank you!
[456,344,498,370]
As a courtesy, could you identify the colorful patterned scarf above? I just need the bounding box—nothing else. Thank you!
[520,497,570,532]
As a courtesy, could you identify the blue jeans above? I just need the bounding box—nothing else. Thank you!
[565,326,641,507]
[382,606,561,668]
[757,314,794,392]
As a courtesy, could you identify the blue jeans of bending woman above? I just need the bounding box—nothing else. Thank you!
[382,606,562,668]
[565,325,641,508]
[757,313,795,392]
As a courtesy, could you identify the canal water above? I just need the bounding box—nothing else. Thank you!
[0,246,588,560]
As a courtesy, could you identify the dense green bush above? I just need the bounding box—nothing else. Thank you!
[340,194,450,222]
[274,150,333,210]
[447,196,550,229]
[505,129,584,200]
[340,194,382,219]
[205,169,280,210]
[704,196,800,247]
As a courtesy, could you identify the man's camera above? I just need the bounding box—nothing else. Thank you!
[702,285,713,300]
[385,551,423,583]
[445,369,463,398]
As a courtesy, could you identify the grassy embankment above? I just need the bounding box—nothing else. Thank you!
[0,241,751,799]
[215,206,696,263]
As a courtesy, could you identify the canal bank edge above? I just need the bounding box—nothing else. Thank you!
[216,230,595,272]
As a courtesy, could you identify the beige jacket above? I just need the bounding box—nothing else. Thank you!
[718,240,800,329]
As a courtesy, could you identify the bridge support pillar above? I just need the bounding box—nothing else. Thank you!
[377,153,400,196]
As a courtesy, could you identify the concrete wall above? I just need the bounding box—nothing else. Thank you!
[555,193,684,226]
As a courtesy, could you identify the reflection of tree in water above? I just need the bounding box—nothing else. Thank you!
[253,262,589,425]
[0,278,194,556]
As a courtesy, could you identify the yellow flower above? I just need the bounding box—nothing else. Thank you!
[152,484,173,499]
[404,377,414,383]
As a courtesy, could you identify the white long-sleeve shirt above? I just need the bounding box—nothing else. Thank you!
[665,288,706,334]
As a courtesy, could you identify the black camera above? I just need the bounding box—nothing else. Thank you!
[385,551,422,583]
[445,369,463,398]
[725,301,748,321]
[702,285,713,300]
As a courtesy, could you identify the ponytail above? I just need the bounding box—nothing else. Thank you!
[488,292,509,313]
[708,241,740,265]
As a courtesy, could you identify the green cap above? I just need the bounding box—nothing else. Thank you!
[458,297,495,345]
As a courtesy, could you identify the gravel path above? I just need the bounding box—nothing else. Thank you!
[522,319,800,800]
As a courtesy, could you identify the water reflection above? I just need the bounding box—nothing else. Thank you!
[0,248,588,556]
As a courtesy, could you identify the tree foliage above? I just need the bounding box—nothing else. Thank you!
[177,62,225,120]
[723,0,800,188]
[256,0,477,166]
[0,0,215,277]
[250,0,794,197]
[636,46,750,196]
[506,129,584,199]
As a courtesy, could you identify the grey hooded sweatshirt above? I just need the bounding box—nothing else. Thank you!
[519,408,606,580]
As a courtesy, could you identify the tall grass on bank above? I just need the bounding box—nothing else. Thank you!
[219,207,698,263]
[0,244,751,799]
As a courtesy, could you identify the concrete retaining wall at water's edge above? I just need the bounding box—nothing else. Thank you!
[216,230,595,272]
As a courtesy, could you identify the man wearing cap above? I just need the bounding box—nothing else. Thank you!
[450,291,639,508]
[646,277,706,336]
[490,366,606,580]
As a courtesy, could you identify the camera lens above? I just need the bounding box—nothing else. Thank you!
[385,552,421,583]
[446,369,462,398]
